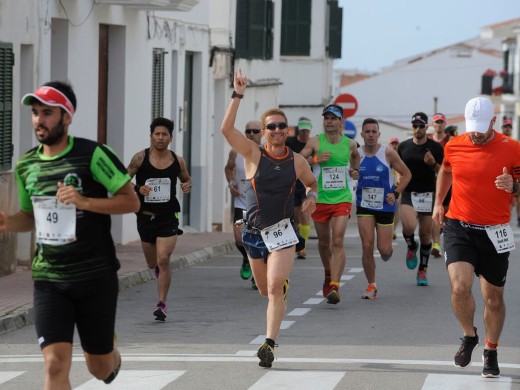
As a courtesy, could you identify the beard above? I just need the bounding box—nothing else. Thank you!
[36,116,67,146]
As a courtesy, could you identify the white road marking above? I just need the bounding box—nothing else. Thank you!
[3,354,519,369]
[235,350,257,356]
[249,371,345,390]
[340,274,355,280]
[280,321,295,330]
[287,308,311,316]
[348,267,363,273]
[249,335,266,345]
[74,370,185,390]
[0,372,24,385]
[422,374,512,389]
[304,297,325,304]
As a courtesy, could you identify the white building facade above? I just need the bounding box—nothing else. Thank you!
[0,0,341,269]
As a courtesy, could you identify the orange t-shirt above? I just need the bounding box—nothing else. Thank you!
[443,131,520,225]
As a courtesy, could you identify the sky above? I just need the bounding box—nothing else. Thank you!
[336,0,520,72]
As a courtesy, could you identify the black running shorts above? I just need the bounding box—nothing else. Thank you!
[33,273,119,354]
[444,218,509,287]
[137,212,182,244]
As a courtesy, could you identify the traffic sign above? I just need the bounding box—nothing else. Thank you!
[343,120,356,139]
[334,93,358,118]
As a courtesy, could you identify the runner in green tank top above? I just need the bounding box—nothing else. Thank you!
[300,104,360,304]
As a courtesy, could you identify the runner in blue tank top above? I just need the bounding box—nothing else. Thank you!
[221,70,318,369]
[356,118,411,299]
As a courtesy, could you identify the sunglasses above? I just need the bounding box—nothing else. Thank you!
[265,122,288,131]
[245,129,261,134]
[412,124,426,129]
[435,120,445,124]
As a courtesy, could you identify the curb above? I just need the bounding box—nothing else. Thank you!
[0,239,234,335]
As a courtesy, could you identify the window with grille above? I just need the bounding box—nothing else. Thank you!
[235,0,273,60]
[0,42,14,172]
[327,0,342,59]
[151,48,165,120]
[281,0,311,56]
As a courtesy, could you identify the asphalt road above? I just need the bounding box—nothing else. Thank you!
[1,227,520,389]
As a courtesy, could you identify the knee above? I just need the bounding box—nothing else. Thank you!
[484,295,504,311]
[87,359,114,381]
[331,237,344,249]
[45,355,69,379]
[266,279,284,298]
[451,283,472,300]
[361,242,374,254]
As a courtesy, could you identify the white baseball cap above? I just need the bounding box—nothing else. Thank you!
[464,97,494,133]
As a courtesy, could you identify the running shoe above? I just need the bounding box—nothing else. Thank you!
[361,284,377,299]
[283,279,290,309]
[416,270,429,286]
[154,266,160,279]
[454,327,479,368]
[322,275,331,297]
[326,283,340,304]
[296,249,306,259]
[153,301,167,321]
[431,242,442,258]
[406,244,418,270]
[103,358,121,384]
[257,342,275,368]
[240,261,252,280]
[251,277,258,290]
[482,349,500,378]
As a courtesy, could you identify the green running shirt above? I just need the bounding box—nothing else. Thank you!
[15,136,131,282]
[316,133,353,204]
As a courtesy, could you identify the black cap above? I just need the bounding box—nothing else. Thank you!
[411,112,428,124]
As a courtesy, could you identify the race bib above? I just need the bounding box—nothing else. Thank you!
[486,224,515,254]
[411,192,433,212]
[361,187,384,209]
[322,166,346,190]
[32,196,76,245]
[260,218,299,252]
[144,178,171,203]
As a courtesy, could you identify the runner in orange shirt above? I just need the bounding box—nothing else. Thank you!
[433,97,520,378]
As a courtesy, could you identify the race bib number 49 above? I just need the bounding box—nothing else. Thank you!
[32,196,77,245]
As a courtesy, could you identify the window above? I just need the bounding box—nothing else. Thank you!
[0,42,13,172]
[235,0,273,60]
[151,48,165,120]
[327,0,342,59]
[281,0,311,56]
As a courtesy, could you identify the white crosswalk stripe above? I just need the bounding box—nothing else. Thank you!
[0,371,24,385]
[74,370,186,390]
[422,374,512,389]
[249,371,345,390]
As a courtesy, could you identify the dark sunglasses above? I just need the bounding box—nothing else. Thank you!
[265,122,288,131]
[412,124,426,129]
[435,120,445,124]
[245,129,261,134]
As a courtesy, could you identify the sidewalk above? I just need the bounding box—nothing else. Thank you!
[0,231,234,335]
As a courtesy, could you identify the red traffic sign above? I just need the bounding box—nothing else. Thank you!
[334,93,358,118]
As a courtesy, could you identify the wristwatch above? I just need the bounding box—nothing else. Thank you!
[393,191,400,199]
[231,90,244,99]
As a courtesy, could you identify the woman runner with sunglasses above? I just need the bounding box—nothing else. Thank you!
[221,70,318,368]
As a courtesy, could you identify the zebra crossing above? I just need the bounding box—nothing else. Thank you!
[0,354,517,389]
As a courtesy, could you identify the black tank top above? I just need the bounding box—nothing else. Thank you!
[245,145,297,230]
[136,148,181,214]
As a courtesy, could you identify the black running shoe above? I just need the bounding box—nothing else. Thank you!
[153,301,167,321]
[454,327,479,368]
[257,342,275,368]
[482,349,500,378]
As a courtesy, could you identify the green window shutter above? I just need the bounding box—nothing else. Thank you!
[0,42,14,172]
[235,0,273,60]
[327,0,342,59]
[151,48,165,120]
[281,0,311,56]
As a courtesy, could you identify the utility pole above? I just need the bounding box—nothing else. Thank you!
[433,96,438,114]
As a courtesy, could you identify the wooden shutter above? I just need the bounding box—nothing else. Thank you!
[0,42,13,172]
[151,48,165,120]
[235,0,273,60]
[281,0,311,56]
[327,0,342,59]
